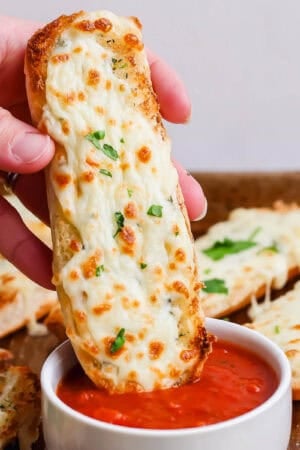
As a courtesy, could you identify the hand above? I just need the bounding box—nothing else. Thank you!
[0,16,207,290]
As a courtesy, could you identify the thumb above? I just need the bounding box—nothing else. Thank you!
[0,107,54,174]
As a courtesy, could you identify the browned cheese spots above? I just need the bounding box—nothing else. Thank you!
[175,248,186,263]
[51,53,70,64]
[92,304,112,315]
[81,250,101,279]
[137,146,151,163]
[130,16,143,29]
[124,33,144,51]
[94,18,113,32]
[86,156,100,168]
[69,239,82,252]
[54,173,71,189]
[149,341,164,360]
[124,202,137,219]
[81,171,95,183]
[74,310,87,323]
[69,270,80,281]
[87,69,101,87]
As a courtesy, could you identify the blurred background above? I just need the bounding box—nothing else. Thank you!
[2,0,300,172]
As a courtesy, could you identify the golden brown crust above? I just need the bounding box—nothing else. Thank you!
[25,12,84,124]
[44,303,66,341]
[0,366,41,449]
[208,266,299,319]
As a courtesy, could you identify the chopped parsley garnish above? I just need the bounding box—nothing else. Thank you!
[99,169,112,178]
[102,144,119,161]
[147,205,163,217]
[202,278,229,294]
[95,265,105,277]
[140,263,147,269]
[120,137,125,143]
[274,325,281,334]
[175,231,179,236]
[127,189,133,197]
[222,317,230,321]
[259,242,279,254]
[167,196,173,203]
[86,131,118,161]
[203,238,257,261]
[248,226,262,241]
[203,268,212,275]
[56,37,67,48]
[112,58,127,70]
[86,130,105,148]
[110,328,126,353]
[113,211,125,237]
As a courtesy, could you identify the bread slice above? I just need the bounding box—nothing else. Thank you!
[245,280,300,400]
[195,202,300,318]
[0,196,57,338]
[25,10,211,393]
[44,303,66,342]
[0,366,40,450]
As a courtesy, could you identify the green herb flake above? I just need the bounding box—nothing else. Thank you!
[259,242,279,254]
[110,328,126,353]
[274,325,281,334]
[175,231,179,236]
[203,268,212,275]
[167,196,173,203]
[202,278,229,294]
[248,226,262,241]
[147,205,163,218]
[140,263,147,269]
[203,238,257,261]
[102,143,119,161]
[127,189,133,197]
[222,317,230,322]
[95,265,105,277]
[86,130,105,149]
[99,169,112,178]
[120,137,125,143]
[113,211,125,237]
[56,37,67,48]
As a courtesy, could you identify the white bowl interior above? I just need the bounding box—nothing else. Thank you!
[42,317,291,434]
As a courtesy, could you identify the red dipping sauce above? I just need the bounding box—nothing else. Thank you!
[57,340,278,430]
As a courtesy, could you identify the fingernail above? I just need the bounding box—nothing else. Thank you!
[10,132,51,164]
[191,197,208,222]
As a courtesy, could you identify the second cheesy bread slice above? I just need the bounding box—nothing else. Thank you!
[25,11,211,393]
[195,202,300,318]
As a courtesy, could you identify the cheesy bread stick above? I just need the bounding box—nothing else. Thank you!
[25,10,211,393]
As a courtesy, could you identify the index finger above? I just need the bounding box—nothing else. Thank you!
[147,49,191,124]
[0,16,39,108]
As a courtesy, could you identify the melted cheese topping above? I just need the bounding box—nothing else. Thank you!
[195,207,300,318]
[0,196,55,337]
[246,281,300,396]
[43,11,204,391]
[0,255,56,337]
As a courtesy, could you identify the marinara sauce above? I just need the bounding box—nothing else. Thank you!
[57,340,278,429]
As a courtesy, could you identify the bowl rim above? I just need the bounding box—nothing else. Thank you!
[41,317,291,437]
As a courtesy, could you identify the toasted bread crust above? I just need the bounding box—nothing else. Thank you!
[25,12,83,125]
[0,366,41,449]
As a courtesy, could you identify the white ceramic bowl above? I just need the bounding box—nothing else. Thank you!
[41,318,292,450]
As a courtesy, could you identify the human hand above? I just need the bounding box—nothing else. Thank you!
[0,16,207,290]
